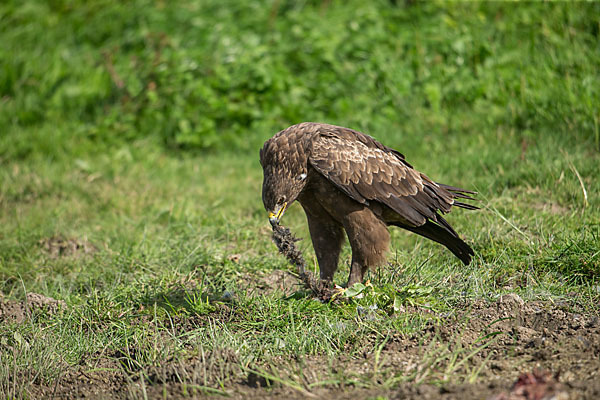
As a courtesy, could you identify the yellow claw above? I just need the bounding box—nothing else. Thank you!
[330,284,346,301]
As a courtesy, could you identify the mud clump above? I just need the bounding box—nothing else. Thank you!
[270,224,307,274]
[39,235,96,259]
[271,224,334,301]
[0,293,67,323]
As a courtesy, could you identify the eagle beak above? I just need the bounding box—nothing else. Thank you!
[268,202,287,226]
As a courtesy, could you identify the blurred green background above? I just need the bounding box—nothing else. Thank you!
[2,0,599,158]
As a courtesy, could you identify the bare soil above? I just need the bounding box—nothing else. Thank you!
[3,289,599,399]
[39,235,97,259]
[0,292,66,323]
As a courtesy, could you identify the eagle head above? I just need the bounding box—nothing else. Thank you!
[260,136,309,226]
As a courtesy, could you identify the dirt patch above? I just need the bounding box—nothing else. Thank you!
[532,201,570,215]
[0,293,66,323]
[27,352,126,400]
[21,295,600,399]
[242,269,304,297]
[39,235,97,259]
[259,269,303,296]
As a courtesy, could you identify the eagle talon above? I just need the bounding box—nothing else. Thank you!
[330,284,346,300]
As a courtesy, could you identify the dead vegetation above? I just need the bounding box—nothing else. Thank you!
[271,224,336,301]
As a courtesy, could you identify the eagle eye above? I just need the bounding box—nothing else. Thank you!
[277,196,286,205]
[297,173,307,181]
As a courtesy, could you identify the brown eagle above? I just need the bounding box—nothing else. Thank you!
[260,122,477,287]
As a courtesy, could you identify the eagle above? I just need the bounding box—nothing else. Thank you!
[260,122,478,287]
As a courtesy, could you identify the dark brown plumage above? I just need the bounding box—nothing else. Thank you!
[260,122,478,287]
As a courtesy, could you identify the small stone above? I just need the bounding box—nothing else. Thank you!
[221,291,234,301]
[498,293,525,307]
[515,326,538,340]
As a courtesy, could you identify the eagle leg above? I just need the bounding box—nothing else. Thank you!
[344,208,390,287]
[304,210,345,282]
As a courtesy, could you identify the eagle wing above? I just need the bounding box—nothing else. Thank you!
[308,126,467,231]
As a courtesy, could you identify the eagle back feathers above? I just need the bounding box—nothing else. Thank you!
[261,122,475,232]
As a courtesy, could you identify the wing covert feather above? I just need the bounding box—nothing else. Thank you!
[309,129,455,227]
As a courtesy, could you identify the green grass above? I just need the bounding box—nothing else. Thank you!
[1,0,599,398]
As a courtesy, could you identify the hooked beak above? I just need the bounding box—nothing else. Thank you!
[268,202,287,226]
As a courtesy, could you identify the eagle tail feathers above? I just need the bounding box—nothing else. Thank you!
[432,213,458,237]
[397,220,474,265]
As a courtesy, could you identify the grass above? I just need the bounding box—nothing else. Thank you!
[1,0,600,398]
[1,143,598,397]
